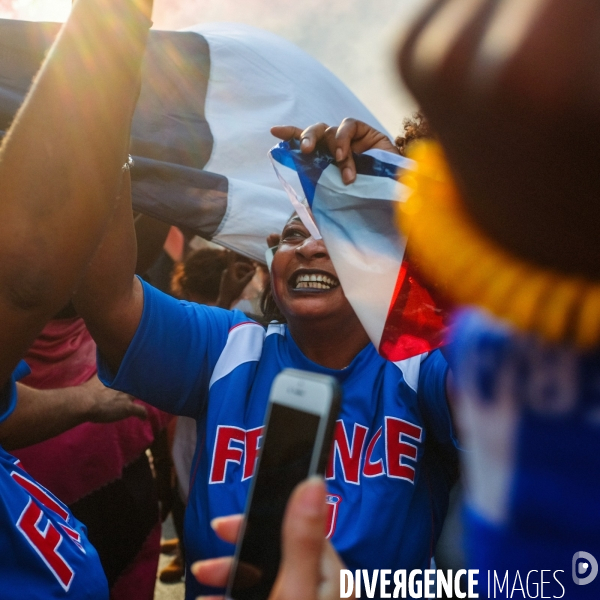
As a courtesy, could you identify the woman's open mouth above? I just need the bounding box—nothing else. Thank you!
[290,271,340,291]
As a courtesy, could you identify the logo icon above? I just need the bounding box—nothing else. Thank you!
[573,552,598,586]
[325,494,341,539]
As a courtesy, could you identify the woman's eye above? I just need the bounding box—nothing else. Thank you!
[282,229,305,241]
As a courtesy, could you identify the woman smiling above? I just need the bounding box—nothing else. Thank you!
[73,119,457,600]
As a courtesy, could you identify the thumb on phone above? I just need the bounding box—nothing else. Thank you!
[270,477,327,600]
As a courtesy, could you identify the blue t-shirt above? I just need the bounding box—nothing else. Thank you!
[99,280,456,599]
[451,309,600,599]
[0,362,108,599]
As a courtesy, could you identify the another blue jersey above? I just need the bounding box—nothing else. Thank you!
[0,362,108,599]
[99,280,456,600]
[451,309,600,599]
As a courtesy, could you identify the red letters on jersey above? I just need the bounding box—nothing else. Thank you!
[325,494,342,539]
[326,421,368,483]
[209,425,265,484]
[209,426,246,483]
[208,419,423,542]
[12,472,69,520]
[11,468,84,591]
[244,427,263,481]
[209,418,423,484]
[385,417,423,482]
[363,427,384,477]
[17,499,75,590]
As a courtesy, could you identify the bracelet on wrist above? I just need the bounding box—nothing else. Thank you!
[122,154,134,172]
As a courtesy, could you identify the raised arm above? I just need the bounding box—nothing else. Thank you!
[72,170,144,374]
[0,0,153,387]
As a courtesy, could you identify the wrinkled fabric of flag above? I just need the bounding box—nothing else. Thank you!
[270,140,447,361]
[0,20,384,261]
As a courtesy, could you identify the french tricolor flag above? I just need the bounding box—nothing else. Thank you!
[0,18,446,359]
[270,141,446,361]
[0,19,384,263]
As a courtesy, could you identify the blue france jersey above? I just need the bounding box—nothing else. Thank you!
[99,280,456,600]
[451,309,600,599]
[0,362,108,599]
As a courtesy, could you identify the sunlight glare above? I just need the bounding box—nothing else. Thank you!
[0,0,71,22]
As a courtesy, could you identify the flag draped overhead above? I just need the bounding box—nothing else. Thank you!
[0,19,445,359]
[0,19,385,261]
[270,141,447,361]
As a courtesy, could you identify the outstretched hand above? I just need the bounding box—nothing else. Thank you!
[271,119,398,185]
[191,478,346,600]
[82,375,147,423]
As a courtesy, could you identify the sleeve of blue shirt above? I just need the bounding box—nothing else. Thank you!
[417,350,452,442]
[97,278,249,418]
[417,349,459,484]
[0,361,31,424]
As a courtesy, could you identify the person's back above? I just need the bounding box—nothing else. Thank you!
[0,414,107,598]
[398,1,600,597]
[14,315,170,598]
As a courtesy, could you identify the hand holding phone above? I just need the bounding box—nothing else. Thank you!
[192,478,346,600]
[226,369,341,600]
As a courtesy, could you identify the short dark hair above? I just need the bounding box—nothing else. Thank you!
[171,248,228,302]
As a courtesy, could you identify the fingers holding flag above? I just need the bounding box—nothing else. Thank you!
[271,119,397,185]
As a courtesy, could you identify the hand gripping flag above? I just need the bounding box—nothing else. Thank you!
[0,19,385,262]
[270,140,447,361]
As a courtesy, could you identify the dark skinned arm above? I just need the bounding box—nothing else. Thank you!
[0,0,153,389]
[134,213,172,275]
[0,376,147,451]
[72,171,145,374]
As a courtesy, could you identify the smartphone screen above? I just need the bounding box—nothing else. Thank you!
[228,398,329,600]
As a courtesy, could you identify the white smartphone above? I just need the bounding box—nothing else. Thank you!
[226,368,342,600]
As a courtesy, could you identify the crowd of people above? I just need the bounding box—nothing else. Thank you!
[0,0,597,599]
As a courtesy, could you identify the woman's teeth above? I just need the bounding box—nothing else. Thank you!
[294,274,339,290]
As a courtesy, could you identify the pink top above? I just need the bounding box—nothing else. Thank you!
[14,317,172,505]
